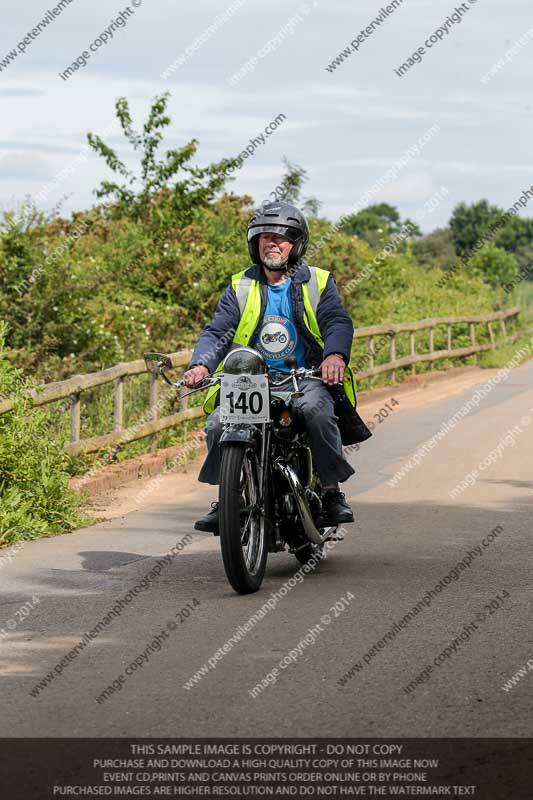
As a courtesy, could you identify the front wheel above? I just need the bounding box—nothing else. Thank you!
[219,444,268,594]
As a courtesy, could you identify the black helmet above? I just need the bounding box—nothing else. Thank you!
[247,201,309,266]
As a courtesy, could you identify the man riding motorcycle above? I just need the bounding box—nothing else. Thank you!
[183,201,369,533]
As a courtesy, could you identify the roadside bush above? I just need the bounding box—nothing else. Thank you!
[0,322,88,546]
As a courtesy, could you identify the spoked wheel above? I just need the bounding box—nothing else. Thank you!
[219,444,268,594]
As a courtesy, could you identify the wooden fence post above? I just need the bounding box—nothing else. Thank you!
[487,321,494,347]
[178,368,189,413]
[149,373,158,453]
[409,330,416,375]
[367,336,374,388]
[113,376,124,432]
[500,317,508,342]
[70,392,80,444]
[429,327,434,370]
[469,322,477,363]
[389,332,396,383]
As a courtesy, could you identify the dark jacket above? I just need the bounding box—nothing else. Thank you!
[189,262,372,445]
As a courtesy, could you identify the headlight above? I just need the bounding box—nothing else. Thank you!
[223,346,267,375]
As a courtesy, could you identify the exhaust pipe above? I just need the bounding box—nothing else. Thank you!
[273,458,336,544]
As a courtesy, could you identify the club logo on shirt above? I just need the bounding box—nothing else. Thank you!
[256,315,296,360]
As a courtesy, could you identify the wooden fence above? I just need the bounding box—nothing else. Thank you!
[0,306,520,456]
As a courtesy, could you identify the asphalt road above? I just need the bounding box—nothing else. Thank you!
[2,361,532,737]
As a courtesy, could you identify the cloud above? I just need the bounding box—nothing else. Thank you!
[338,104,429,121]
[0,140,84,155]
[0,88,45,97]
[376,172,434,203]
[0,0,530,236]
[432,160,533,174]
[0,153,50,181]
[317,157,431,170]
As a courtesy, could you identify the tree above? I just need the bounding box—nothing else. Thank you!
[494,214,533,253]
[412,227,457,273]
[277,157,321,217]
[514,242,533,280]
[87,92,233,229]
[340,203,421,247]
[449,200,505,256]
[467,244,519,290]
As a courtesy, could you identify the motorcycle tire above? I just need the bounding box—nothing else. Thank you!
[219,444,268,594]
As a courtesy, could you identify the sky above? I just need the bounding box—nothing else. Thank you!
[0,0,532,232]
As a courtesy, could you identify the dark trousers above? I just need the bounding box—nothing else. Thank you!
[198,378,355,486]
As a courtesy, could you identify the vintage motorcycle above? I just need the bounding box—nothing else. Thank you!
[144,347,346,595]
[262,331,287,344]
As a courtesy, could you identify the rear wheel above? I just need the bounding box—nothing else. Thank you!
[219,444,267,594]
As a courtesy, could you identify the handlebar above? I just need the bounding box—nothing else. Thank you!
[186,365,324,393]
[163,365,324,398]
[145,352,342,405]
[268,365,323,387]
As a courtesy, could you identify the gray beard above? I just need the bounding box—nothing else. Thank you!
[262,253,288,270]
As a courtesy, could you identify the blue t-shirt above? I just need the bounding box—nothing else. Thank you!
[251,277,307,372]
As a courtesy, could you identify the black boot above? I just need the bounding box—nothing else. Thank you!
[194,502,219,533]
[317,490,354,525]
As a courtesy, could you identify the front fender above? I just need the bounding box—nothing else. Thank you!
[219,424,262,453]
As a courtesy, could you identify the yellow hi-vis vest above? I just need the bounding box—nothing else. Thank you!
[202,266,357,415]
